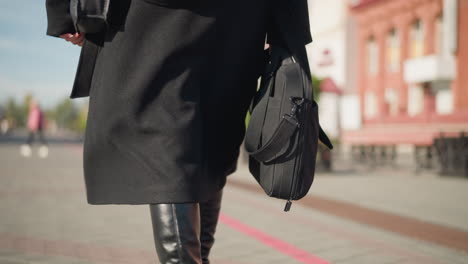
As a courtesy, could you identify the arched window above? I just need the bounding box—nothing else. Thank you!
[367,36,378,75]
[410,19,425,57]
[386,28,400,72]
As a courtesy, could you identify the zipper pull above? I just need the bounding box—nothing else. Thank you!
[284,200,292,212]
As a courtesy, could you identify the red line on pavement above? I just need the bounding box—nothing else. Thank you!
[222,189,447,264]
[228,178,468,253]
[219,213,331,264]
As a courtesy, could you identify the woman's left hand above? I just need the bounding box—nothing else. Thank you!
[59,32,86,46]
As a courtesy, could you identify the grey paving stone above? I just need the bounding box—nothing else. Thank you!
[0,250,95,264]
[334,250,405,264]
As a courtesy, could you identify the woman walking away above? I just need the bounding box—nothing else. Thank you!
[21,98,48,158]
[45,0,312,262]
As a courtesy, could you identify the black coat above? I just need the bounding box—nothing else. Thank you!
[46,0,313,204]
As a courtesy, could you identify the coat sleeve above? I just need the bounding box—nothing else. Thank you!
[266,4,285,47]
[45,0,76,37]
[293,0,312,44]
[267,0,312,46]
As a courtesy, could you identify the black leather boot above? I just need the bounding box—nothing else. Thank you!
[199,190,223,264]
[150,203,202,264]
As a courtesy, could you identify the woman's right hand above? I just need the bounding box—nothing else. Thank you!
[59,32,86,46]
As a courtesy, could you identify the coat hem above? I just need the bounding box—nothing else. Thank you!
[85,177,227,205]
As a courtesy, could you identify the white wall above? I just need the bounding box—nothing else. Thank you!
[319,93,340,138]
[340,95,361,130]
[307,0,362,136]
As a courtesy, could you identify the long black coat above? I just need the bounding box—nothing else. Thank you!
[46,0,312,204]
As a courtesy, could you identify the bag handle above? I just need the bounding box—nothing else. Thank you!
[245,100,333,162]
[272,1,334,150]
[245,2,333,161]
[246,113,299,162]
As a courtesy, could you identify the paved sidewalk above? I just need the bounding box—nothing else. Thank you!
[310,170,468,232]
[1,142,468,263]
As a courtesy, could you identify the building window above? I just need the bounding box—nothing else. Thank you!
[407,85,424,116]
[386,28,400,72]
[367,36,378,75]
[435,14,443,53]
[410,19,425,57]
[436,89,453,114]
[385,88,398,116]
[365,92,378,118]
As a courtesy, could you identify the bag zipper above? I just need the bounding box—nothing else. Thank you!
[283,62,310,212]
[284,200,292,211]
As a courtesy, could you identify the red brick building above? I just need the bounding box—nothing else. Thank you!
[343,0,468,146]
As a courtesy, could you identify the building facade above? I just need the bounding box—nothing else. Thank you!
[343,0,468,147]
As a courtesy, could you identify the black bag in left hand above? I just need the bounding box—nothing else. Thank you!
[244,0,333,212]
[70,0,110,33]
[244,44,333,212]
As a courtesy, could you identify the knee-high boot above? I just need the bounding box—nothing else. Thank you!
[199,190,223,264]
[150,203,202,264]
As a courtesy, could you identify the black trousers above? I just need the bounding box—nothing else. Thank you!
[26,130,47,145]
[150,190,223,264]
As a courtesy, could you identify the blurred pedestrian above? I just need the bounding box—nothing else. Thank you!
[20,99,48,158]
[1,118,9,135]
[46,0,312,263]
[0,108,7,135]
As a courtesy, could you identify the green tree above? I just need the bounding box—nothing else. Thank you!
[4,97,27,128]
[54,98,79,130]
[312,75,322,102]
[73,103,89,133]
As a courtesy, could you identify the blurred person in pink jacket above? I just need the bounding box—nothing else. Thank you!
[21,99,48,158]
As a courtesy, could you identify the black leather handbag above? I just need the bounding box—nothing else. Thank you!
[244,45,333,212]
[69,0,110,33]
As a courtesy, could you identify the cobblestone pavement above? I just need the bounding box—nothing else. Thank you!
[1,142,468,264]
